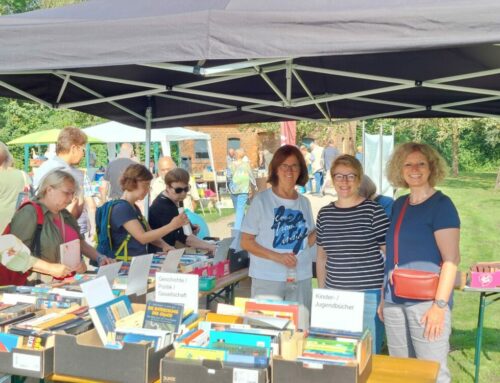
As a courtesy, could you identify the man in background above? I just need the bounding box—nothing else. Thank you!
[100,143,135,202]
[321,139,340,195]
[33,127,96,238]
[310,139,324,194]
[150,156,199,211]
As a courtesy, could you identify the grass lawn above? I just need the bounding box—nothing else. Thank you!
[192,207,234,223]
[438,172,499,382]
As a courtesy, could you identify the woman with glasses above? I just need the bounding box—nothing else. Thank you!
[149,168,217,253]
[8,170,113,281]
[316,154,389,353]
[108,164,189,258]
[240,145,316,329]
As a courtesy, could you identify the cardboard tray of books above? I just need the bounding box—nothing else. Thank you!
[161,349,270,383]
[0,345,54,378]
[54,329,170,383]
[273,331,372,383]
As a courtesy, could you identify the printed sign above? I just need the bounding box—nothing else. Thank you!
[155,272,199,313]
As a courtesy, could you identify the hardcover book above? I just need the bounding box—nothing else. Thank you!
[88,295,134,345]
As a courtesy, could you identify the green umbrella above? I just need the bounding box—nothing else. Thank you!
[8,128,102,145]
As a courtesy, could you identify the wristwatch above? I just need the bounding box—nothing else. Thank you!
[434,299,448,309]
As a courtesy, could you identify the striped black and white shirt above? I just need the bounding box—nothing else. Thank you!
[316,199,389,291]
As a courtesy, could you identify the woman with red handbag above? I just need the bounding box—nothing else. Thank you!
[379,142,460,383]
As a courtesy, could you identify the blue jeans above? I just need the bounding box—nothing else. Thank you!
[364,289,384,354]
[313,171,323,193]
[230,193,248,231]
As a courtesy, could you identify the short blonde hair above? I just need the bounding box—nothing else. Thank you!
[56,127,87,154]
[37,170,78,199]
[0,142,13,169]
[386,142,447,188]
[330,154,364,181]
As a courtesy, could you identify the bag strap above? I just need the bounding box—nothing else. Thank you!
[393,197,410,267]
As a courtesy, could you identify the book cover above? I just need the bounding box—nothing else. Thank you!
[209,330,271,350]
[175,345,225,361]
[245,301,299,329]
[205,312,243,324]
[21,333,53,350]
[115,310,145,329]
[0,333,21,352]
[89,295,133,345]
[143,301,184,333]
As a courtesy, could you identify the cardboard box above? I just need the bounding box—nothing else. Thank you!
[161,350,269,383]
[0,346,53,378]
[273,331,372,383]
[54,328,170,383]
[470,271,500,288]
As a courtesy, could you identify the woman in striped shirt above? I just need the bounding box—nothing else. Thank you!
[316,155,389,353]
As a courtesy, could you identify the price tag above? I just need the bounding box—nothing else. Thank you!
[233,368,259,383]
[13,353,41,372]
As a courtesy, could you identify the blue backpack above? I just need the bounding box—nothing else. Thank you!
[95,199,131,261]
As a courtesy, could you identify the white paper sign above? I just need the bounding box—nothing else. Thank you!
[96,261,123,286]
[311,288,364,333]
[13,353,41,372]
[2,293,37,305]
[155,272,199,313]
[161,248,185,273]
[126,253,153,296]
[233,368,259,383]
[59,238,81,268]
[80,276,114,308]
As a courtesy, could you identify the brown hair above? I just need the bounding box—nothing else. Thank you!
[267,145,309,187]
[56,127,87,154]
[164,168,190,186]
[120,164,153,191]
[358,175,377,200]
[386,142,447,188]
[330,154,364,181]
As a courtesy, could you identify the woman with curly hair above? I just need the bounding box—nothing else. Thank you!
[379,142,460,383]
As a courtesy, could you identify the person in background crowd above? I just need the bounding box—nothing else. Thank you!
[299,145,313,193]
[33,127,96,240]
[0,142,32,233]
[149,168,216,253]
[150,156,200,212]
[100,143,135,202]
[355,145,364,165]
[259,148,273,173]
[310,139,324,194]
[226,148,236,183]
[380,142,460,383]
[358,175,394,217]
[0,234,72,280]
[44,143,57,160]
[321,139,340,195]
[10,170,114,275]
[241,145,316,330]
[316,155,389,354]
[108,164,188,259]
[229,148,256,231]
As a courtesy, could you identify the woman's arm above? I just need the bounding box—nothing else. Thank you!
[316,245,327,288]
[32,259,72,278]
[150,238,174,252]
[81,241,115,265]
[240,233,296,267]
[123,214,188,245]
[185,235,217,254]
[307,230,316,247]
[420,228,460,341]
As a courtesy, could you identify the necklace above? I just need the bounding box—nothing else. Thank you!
[409,189,436,205]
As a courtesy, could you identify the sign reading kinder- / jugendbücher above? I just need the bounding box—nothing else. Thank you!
[155,272,199,314]
[311,289,364,333]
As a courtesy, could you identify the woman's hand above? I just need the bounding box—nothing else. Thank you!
[276,252,297,268]
[74,261,87,274]
[420,304,446,341]
[98,256,116,266]
[377,295,384,322]
[48,263,72,279]
[161,243,175,252]
[171,214,190,230]
[470,262,500,272]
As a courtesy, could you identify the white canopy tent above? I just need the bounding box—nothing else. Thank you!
[83,121,219,203]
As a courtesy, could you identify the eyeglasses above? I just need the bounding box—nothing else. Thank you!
[279,163,300,172]
[333,173,357,182]
[171,186,190,194]
[57,188,76,198]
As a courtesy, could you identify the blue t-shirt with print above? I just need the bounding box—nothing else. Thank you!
[110,201,148,257]
[384,191,460,305]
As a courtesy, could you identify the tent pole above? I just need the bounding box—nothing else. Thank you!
[361,122,365,169]
[379,125,383,193]
[144,103,152,218]
[207,139,220,215]
[24,144,30,173]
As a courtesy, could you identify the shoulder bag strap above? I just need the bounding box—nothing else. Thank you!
[393,197,410,267]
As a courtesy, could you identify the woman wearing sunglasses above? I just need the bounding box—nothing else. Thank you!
[240,145,316,330]
[149,168,217,253]
[108,164,189,258]
[316,154,389,354]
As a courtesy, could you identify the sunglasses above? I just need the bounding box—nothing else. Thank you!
[171,186,190,194]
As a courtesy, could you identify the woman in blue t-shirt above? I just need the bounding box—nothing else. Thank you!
[380,142,460,383]
[109,164,189,259]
